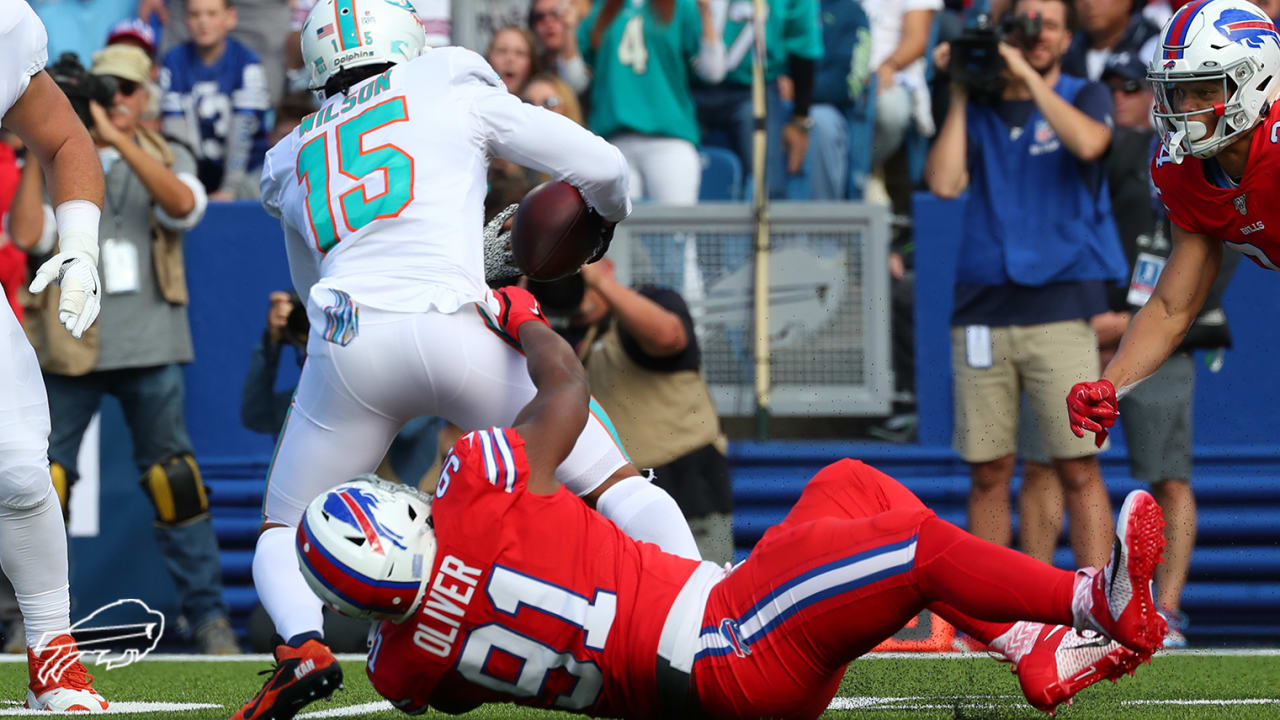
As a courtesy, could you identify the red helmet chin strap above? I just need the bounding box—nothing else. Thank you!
[1214,101,1226,117]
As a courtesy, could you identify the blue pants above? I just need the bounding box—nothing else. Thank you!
[694,82,787,200]
[45,364,229,628]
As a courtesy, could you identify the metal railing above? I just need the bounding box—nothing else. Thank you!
[611,203,893,417]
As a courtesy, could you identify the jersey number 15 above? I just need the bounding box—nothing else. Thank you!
[296,97,414,252]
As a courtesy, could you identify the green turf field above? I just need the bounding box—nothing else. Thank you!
[1,651,1276,718]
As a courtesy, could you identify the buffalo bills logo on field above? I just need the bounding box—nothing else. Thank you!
[1213,9,1280,50]
[323,488,407,555]
[719,618,752,658]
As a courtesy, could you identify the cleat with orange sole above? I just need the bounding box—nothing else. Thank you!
[231,636,343,720]
[25,634,108,712]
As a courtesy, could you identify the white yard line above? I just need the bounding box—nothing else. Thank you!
[296,701,394,718]
[0,702,219,715]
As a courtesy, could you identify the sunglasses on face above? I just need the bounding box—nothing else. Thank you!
[530,10,559,24]
[110,77,142,96]
[1108,79,1144,95]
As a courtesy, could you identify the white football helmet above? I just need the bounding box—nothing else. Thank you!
[1149,0,1280,163]
[296,475,437,621]
[300,0,427,96]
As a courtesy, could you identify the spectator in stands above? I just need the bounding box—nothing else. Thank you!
[141,0,291,105]
[106,18,158,61]
[159,0,270,200]
[522,73,586,125]
[1096,52,1238,647]
[529,261,735,565]
[28,0,135,70]
[693,0,823,200]
[8,45,237,655]
[240,292,443,488]
[924,0,1126,569]
[530,0,592,94]
[863,0,940,172]
[488,25,542,95]
[807,0,873,200]
[580,0,725,204]
[1251,0,1280,20]
[1063,0,1159,81]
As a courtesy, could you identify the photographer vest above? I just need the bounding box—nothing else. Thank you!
[24,126,189,376]
[960,73,1128,288]
[581,321,724,469]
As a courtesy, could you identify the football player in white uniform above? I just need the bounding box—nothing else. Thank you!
[0,0,108,712]
[236,1,701,717]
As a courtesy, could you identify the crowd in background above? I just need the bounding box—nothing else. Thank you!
[0,0,1270,652]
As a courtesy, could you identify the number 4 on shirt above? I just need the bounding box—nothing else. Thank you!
[296,97,414,252]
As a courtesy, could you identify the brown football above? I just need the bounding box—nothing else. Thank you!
[509,181,602,281]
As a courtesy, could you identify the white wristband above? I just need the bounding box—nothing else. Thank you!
[53,199,101,266]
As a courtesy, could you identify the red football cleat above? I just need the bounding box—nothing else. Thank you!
[1012,622,1146,715]
[1078,490,1168,654]
[231,636,343,720]
[25,634,108,712]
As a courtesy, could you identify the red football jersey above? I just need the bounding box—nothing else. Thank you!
[365,427,701,718]
[1152,100,1280,272]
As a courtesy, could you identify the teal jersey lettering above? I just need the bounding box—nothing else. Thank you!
[580,0,705,146]
[707,0,823,87]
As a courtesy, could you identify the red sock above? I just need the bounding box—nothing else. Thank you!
[928,602,1013,645]
[912,517,1075,626]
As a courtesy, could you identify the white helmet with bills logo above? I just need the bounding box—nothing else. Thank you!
[1148,0,1280,163]
[296,475,437,621]
[300,0,427,97]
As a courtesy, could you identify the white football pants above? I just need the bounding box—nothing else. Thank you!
[261,300,628,527]
[0,301,72,649]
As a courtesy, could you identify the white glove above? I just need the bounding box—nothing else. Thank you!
[29,252,101,339]
[483,203,522,284]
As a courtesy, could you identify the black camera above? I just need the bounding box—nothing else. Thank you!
[950,13,1044,102]
[47,53,118,129]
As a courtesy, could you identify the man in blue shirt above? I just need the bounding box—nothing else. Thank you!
[159,0,269,199]
[924,0,1126,571]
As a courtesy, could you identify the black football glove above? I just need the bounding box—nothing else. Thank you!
[587,211,616,265]
[482,203,522,284]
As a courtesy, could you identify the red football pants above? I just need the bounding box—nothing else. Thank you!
[690,459,1077,720]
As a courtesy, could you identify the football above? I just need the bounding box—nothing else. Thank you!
[509,181,603,281]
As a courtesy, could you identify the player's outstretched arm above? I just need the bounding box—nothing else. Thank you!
[1105,224,1220,393]
[1068,223,1220,443]
[490,287,590,494]
[5,70,106,338]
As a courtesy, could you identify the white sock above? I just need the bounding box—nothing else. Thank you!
[1071,568,1099,632]
[0,491,70,652]
[595,476,702,560]
[990,621,1042,665]
[254,526,324,644]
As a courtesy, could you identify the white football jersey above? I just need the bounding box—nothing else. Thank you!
[260,47,631,313]
[0,0,49,120]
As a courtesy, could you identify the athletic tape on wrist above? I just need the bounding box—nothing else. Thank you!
[53,200,101,264]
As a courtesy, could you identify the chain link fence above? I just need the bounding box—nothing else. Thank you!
[612,203,892,416]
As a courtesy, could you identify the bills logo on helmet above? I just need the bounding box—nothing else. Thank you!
[323,488,407,555]
[1213,8,1280,49]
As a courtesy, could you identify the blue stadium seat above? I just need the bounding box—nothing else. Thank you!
[699,147,743,201]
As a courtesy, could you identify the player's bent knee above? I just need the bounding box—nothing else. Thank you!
[0,460,57,512]
[140,454,210,525]
[815,458,928,513]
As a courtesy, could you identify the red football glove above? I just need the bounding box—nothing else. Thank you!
[491,286,550,340]
[1067,379,1119,448]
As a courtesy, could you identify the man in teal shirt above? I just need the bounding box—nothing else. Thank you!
[694,0,823,199]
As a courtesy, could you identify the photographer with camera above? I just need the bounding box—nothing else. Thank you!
[9,45,239,655]
[924,0,1127,570]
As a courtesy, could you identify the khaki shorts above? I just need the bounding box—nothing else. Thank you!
[952,320,1103,463]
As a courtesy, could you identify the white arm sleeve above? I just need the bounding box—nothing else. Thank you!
[694,37,727,84]
[555,54,592,95]
[452,51,631,223]
[154,172,209,231]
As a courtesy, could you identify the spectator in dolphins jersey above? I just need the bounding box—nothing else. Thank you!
[160,0,270,200]
[580,0,725,204]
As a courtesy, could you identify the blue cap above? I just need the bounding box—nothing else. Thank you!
[1102,51,1147,84]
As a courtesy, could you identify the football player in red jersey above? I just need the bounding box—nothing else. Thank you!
[1068,0,1280,440]
[296,286,1168,719]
